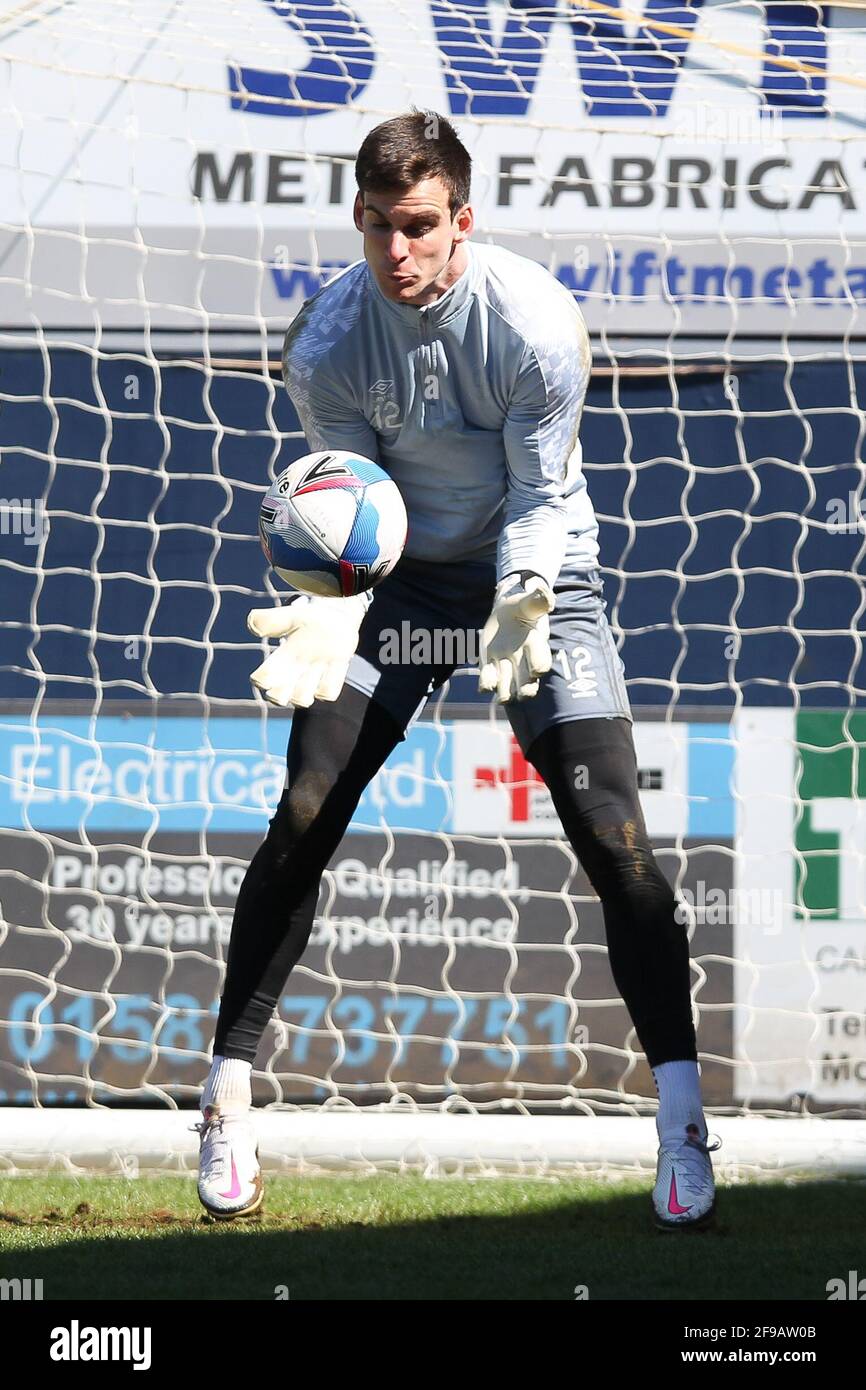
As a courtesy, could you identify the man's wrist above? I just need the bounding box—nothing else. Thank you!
[496,571,555,606]
[497,569,547,594]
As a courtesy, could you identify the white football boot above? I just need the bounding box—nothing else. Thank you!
[194,1104,263,1220]
[652,1121,721,1230]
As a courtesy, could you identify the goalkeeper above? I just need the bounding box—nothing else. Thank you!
[196,111,718,1230]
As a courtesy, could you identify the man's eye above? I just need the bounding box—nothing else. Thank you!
[370,222,433,236]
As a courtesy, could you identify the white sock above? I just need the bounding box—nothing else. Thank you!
[202,1056,252,1115]
[653,1060,705,1138]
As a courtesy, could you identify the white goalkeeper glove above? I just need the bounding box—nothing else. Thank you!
[478,572,555,702]
[248,594,368,708]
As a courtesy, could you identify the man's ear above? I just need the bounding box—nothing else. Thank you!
[452,203,474,244]
[352,193,364,233]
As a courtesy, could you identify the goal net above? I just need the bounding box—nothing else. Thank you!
[1,0,865,1170]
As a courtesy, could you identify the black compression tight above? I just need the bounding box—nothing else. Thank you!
[524,717,697,1067]
[214,685,404,1061]
[215,700,696,1069]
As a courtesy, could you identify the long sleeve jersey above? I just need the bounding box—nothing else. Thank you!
[281,240,599,589]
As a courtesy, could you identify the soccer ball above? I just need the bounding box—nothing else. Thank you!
[258,451,408,597]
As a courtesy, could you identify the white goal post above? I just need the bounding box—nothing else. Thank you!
[1,0,865,1173]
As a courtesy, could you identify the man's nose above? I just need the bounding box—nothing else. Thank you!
[387,231,409,263]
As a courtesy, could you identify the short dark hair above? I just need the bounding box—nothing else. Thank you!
[355,110,471,217]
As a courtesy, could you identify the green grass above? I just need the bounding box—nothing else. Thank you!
[1,1174,863,1300]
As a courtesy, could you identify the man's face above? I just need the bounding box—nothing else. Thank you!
[353,176,473,306]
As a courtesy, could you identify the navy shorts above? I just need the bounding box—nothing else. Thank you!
[345,556,632,754]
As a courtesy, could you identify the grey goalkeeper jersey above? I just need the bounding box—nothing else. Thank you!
[282,240,599,587]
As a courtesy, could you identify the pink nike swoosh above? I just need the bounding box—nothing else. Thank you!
[218,1158,242,1201]
[668,1172,692,1216]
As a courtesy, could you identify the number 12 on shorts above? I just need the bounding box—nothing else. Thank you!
[555,645,599,698]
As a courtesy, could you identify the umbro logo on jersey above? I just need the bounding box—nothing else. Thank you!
[368,381,401,430]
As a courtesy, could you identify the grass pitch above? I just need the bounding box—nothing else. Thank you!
[1,1174,862,1301]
